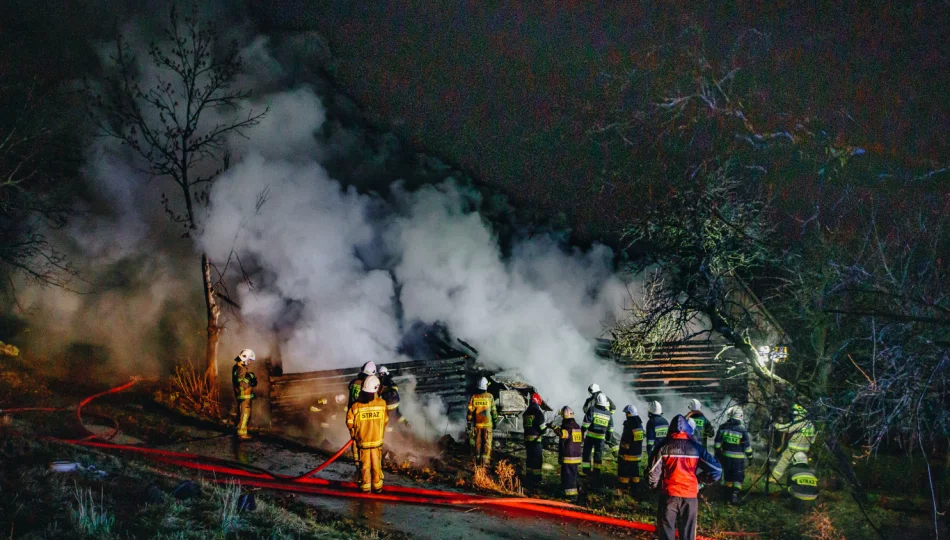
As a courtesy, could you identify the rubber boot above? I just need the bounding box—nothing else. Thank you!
[729,487,740,505]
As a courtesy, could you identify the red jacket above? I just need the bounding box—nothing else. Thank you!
[648,415,722,498]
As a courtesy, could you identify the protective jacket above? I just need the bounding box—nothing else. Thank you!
[619,415,645,461]
[582,405,614,442]
[346,394,389,449]
[646,413,670,455]
[648,416,722,498]
[786,463,819,501]
[523,402,547,442]
[583,392,617,415]
[714,418,754,461]
[558,418,583,464]
[773,418,817,452]
[467,391,498,429]
[347,373,368,409]
[379,375,406,429]
[684,410,710,447]
[232,363,257,399]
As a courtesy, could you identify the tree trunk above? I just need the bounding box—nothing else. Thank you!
[202,253,221,391]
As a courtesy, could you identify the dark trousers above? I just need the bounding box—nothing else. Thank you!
[581,437,604,472]
[723,457,746,489]
[561,463,579,498]
[657,495,698,540]
[525,441,543,486]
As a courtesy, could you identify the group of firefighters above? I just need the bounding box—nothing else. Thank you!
[231,350,820,540]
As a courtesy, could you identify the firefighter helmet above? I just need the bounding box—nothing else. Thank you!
[361,361,377,375]
[623,404,638,417]
[561,406,574,419]
[792,452,809,466]
[476,377,488,391]
[588,383,600,395]
[687,398,702,412]
[378,366,389,375]
[237,349,256,364]
[531,393,542,405]
[729,406,744,421]
[648,401,662,415]
[334,394,347,405]
[792,403,807,419]
[362,375,380,393]
[595,393,609,407]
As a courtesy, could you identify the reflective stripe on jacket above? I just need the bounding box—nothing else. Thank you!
[467,392,498,429]
[558,418,583,464]
[346,397,389,449]
[646,414,669,453]
[787,464,819,501]
[714,419,753,460]
[773,419,816,451]
[523,403,547,442]
[232,363,257,399]
[619,416,645,461]
[648,416,722,498]
[582,406,613,440]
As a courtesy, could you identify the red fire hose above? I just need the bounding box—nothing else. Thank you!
[7,380,730,538]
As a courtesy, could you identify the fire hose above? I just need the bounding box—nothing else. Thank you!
[4,380,732,538]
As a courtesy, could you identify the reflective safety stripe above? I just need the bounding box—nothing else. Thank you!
[723,451,748,459]
[524,435,541,442]
[237,394,254,400]
[586,432,605,440]
[791,491,818,501]
[562,457,582,464]
[564,488,578,495]
[621,455,641,461]
[320,423,330,428]
[474,422,493,428]
[789,443,810,451]
[618,477,630,484]
[358,440,384,449]
[386,403,400,410]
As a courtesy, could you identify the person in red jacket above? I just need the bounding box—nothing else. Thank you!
[648,415,722,540]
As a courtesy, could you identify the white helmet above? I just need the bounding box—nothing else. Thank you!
[623,404,638,417]
[792,452,809,466]
[729,406,744,421]
[334,394,347,405]
[362,375,380,393]
[238,349,256,363]
[378,366,389,375]
[687,399,702,412]
[588,383,600,395]
[361,361,377,376]
[476,377,488,391]
[648,401,662,415]
[595,393,608,407]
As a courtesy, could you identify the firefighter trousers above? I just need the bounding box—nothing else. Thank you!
[771,447,806,482]
[657,495,698,540]
[617,456,641,490]
[473,427,492,466]
[561,463,579,499]
[581,437,604,474]
[358,446,384,493]
[236,398,252,438]
[525,441,543,485]
[723,457,746,489]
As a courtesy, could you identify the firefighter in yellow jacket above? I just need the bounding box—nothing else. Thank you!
[467,377,499,467]
[346,374,388,493]
[232,349,258,440]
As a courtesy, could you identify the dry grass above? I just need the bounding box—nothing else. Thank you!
[472,465,500,490]
[803,504,846,540]
[170,361,220,417]
[495,460,521,493]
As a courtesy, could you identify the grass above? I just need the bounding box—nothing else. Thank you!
[213,479,242,533]
[69,484,115,537]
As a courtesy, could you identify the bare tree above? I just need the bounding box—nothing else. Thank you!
[0,75,77,290]
[88,4,267,389]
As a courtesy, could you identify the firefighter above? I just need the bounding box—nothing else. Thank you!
[467,377,498,467]
[684,399,711,448]
[583,383,617,415]
[786,452,819,510]
[348,361,377,409]
[714,406,753,505]
[648,415,722,540]
[554,406,583,501]
[232,349,258,440]
[346,374,388,493]
[522,392,547,487]
[646,401,669,457]
[771,404,816,482]
[581,392,614,478]
[617,404,645,495]
[378,366,409,433]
